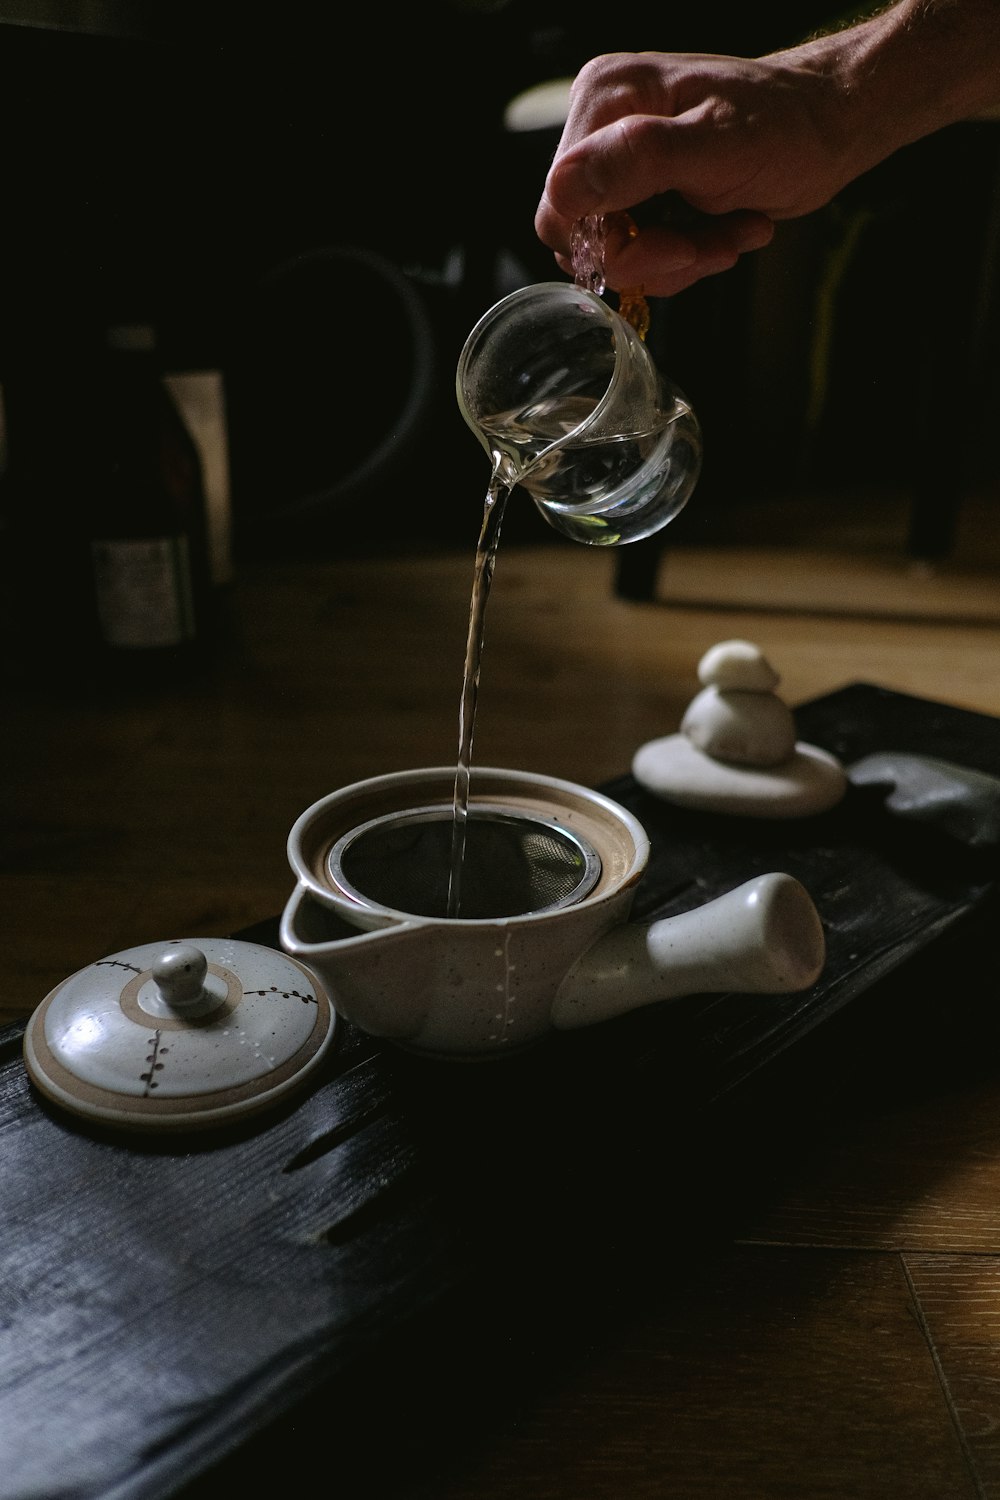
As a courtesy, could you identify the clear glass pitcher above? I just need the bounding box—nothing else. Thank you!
[456,280,702,546]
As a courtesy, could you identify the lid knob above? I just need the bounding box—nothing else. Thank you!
[151,943,211,1015]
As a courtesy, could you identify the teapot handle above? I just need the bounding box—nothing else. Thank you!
[550,872,825,1030]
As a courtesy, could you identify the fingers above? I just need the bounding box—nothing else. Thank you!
[545,210,775,298]
[532,48,815,297]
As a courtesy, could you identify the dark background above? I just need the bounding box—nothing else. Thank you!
[0,0,997,559]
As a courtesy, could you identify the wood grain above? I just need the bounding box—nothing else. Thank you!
[6,530,1000,1500]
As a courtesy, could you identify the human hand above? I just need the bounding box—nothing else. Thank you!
[535,48,862,296]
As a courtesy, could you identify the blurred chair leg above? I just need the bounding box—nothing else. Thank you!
[907,472,963,563]
[614,540,664,601]
[907,125,1000,563]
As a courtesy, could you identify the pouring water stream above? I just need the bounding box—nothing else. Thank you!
[446,220,649,918]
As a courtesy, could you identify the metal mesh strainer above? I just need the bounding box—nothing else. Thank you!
[327,804,602,920]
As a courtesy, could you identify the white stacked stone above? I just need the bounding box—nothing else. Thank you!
[632,639,847,818]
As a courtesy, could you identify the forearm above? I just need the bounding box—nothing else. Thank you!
[783,0,1000,178]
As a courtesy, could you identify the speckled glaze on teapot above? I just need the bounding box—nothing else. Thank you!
[279,766,826,1059]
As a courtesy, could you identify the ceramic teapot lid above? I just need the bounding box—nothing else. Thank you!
[23,937,338,1134]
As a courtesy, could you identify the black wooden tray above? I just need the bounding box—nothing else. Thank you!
[3,683,999,1500]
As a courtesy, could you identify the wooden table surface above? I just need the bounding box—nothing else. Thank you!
[6,520,1000,1499]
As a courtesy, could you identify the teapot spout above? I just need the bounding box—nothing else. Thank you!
[549,872,824,1031]
[280,884,436,1041]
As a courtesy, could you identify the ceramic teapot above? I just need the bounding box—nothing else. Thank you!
[279,766,825,1059]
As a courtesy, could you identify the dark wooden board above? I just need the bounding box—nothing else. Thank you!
[2,683,999,1500]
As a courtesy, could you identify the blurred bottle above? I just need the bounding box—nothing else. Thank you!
[2,321,216,692]
[86,322,213,683]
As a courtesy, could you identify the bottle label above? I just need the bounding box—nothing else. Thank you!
[91,536,196,649]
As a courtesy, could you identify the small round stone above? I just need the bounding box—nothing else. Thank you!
[681,686,797,768]
[697,639,781,693]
